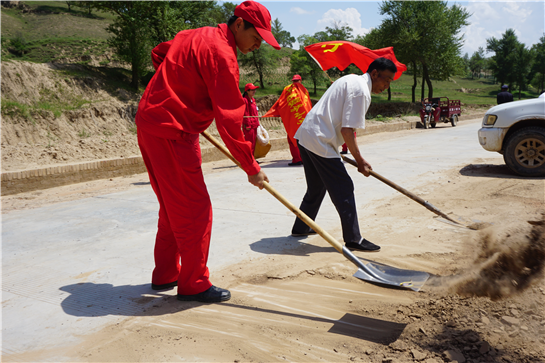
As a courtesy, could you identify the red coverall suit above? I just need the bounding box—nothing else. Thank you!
[242,96,259,153]
[135,24,259,295]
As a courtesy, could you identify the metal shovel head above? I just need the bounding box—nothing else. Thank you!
[353,261,429,292]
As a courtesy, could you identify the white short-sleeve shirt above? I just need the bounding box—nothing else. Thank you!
[295,73,372,158]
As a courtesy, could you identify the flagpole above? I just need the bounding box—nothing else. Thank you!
[323,71,334,84]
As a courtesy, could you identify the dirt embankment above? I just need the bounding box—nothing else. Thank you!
[1,61,142,171]
[1,61,289,172]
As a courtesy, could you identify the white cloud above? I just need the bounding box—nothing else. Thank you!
[290,7,313,15]
[502,2,533,20]
[464,2,501,22]
[317,8,370,38]
[461,1,540,55]
[461,24,498,55]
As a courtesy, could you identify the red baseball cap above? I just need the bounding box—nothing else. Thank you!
[234,1,281,50]
[292,74,302,81]
[244,83,260,91]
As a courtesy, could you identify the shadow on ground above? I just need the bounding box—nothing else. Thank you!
[460,163,545,179]
[249,235,337,256]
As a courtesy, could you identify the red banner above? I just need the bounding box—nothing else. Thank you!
[304,41,407,80]
[263,83,312,143]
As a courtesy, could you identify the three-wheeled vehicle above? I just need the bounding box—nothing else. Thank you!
[419,97,461,129]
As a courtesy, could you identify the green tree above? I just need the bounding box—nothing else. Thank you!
[378,1,470,100]
[271,18,295,48]
[486,29,520,88]
[469,47,486,79]
[65,1,76,12]
[512,43,533,99]
[92,1,217,89]
[462,53,470,76]
[355,10,420,101]
[325,20,353,41]
[92,2,156,89]
[529,35,545,94]
[70,1,93,16]
[238,44,281,89]
[148,1,217,44]
[211,2,236,25]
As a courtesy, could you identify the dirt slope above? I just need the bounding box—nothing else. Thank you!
[1,61,142,171]
[1,61,291,172]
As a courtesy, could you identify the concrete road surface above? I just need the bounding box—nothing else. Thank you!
[1,118,500,359]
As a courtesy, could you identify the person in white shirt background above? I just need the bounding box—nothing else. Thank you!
[291,57,397,252]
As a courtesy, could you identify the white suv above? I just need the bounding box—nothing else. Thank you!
[478,97,545,177]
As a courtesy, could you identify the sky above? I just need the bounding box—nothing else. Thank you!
[229,1,545,57]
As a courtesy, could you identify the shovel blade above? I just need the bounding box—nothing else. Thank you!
[353,262,429,292]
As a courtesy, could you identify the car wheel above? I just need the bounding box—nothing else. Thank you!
[503,127,545,177]
[450,115,458,127]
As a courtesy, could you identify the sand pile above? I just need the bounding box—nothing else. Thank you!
[432,216,545,300]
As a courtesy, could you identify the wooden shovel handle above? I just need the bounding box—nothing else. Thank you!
[201,130,345,253]
[341,155,462,225]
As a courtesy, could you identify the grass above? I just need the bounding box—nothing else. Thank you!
[2,37,112,63]
[1,98,33,122]
[1,1,114,63]
[78,129,91,138]
[1,2,113,42]
[1,86,96,123]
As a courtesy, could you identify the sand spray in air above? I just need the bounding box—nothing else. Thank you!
[430,216,545,300]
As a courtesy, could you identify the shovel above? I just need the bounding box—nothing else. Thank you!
[341,155,470,228]
[201,130,429,291]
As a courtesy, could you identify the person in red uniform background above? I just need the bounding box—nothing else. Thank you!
[262,74,312,166]
[136,1,280,303]
[242,83,260,154]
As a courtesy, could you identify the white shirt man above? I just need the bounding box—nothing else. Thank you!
[291,57,397,252]
[295,73,372,158]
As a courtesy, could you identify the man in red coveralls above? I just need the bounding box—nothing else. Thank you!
[136,1,280,303]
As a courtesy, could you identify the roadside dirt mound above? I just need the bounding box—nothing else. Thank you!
[1,61,288,172]
[1,61,142,171]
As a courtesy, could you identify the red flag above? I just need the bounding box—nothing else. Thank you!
[263,83,312,144]
[304,41,407,80]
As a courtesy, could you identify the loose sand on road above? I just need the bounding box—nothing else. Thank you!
[3,126,544,363]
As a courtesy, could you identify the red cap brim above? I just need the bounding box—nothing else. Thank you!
[255,27,281,50]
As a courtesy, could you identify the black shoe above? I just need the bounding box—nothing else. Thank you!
[345,238,380,252]
[340,150,348,155]
[151,280,178,290]
[291,228,317,237]
[177,285,231,303]
[288,161,303,166]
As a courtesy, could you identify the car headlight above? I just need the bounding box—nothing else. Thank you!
[484,115,497,125]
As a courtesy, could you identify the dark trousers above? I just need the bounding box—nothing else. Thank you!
[292,142,362,243]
